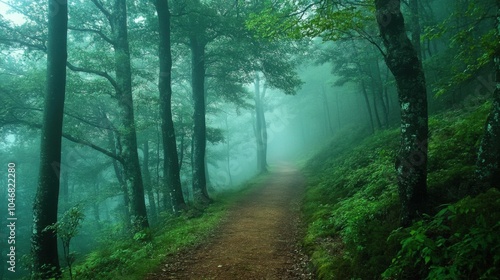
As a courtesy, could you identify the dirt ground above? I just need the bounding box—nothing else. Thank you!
[147,163,315,280]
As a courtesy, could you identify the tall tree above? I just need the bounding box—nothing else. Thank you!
[154,0,187,213]
[375,0,428,226]
[110,0,149,229]
[475,0,500,193]
[31,0,68,277]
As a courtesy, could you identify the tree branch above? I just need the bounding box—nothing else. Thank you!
[66,61,118,92]
[90,0,112,23]
[9,119,123,163]
[68,27,115,46]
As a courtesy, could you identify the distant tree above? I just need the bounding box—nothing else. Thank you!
[375,0,428,226]
[253,73,268,173]
[31,0,68,277]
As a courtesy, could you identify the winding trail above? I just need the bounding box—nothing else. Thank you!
[148,163,313,279]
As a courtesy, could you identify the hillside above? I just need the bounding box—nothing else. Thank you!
[301,101,500,279]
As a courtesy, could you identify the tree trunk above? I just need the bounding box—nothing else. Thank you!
[155,0,187,213]
[374,60,389,126]
[361,80,375,134]
[475,2,500,193]
[190,35,211,204]
[376,0,428,227]
[322,86,334,135]
[254,73,268,173]
[31,0,67,277]
[225,116,234,186]
[142,141,157,223]
[106,127,131,229]
[112,0,149,230]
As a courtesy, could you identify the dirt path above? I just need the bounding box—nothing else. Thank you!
[147,163,314,280]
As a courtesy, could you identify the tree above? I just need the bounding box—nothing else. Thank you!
[65,0,150,230]
[111,0,149,230]
[253,73,268,173]
[375,0,428,226]
[31,0,68,277]
[154,0,187,213]
[475,0,500,193]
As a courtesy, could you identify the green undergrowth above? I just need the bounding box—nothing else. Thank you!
[65,174,269,280]
[302,101,499,279]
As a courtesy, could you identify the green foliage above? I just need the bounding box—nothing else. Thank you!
[427,102,491,203]
[383,189,500,280]
[73,206,224,280]
[45,206,84,280]
[302,101,495,279]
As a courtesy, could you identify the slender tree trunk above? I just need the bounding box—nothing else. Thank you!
[322,86,334,135]
[475,2,500,193]
[376,0,428,227]
[190,35,211,204]
[105,126,131,228]
[31,0,67,277]
[225,116,233,186]
[374,60,389,126]
[155,0,187,213]
[60,152,69,211]
[112,0,149,230]
[254,73,268,173]
[142,141,157,223]
[361,80,375,134]
[371,84,383,129]
[336,90,341,130]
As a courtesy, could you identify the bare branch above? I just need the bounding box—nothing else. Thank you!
[90,0,112,23]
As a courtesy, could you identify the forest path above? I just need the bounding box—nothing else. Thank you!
[147,163,313,279]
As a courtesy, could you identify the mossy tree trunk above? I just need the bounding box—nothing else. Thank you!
[375,0,428,227]
[31,0,67,277]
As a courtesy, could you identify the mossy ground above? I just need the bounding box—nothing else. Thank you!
[301,101,500,279]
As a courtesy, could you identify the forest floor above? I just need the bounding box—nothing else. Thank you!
[147,163,314,280]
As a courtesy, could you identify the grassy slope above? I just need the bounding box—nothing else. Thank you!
[66,174,270,280]
[302,102,500,279]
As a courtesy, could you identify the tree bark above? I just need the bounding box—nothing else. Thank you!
[112,0,149,230]
[155,0,187,213]
[475,2,500,193]
[190,34,211,204]
[375,0,428,227]
[31,0,67,277]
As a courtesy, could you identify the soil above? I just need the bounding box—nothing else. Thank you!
[147,163,315,280]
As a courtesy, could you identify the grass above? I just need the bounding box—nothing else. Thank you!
[301,101,500,279]
[64,173,270,280]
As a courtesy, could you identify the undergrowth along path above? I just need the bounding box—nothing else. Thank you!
[148,163,313,280]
